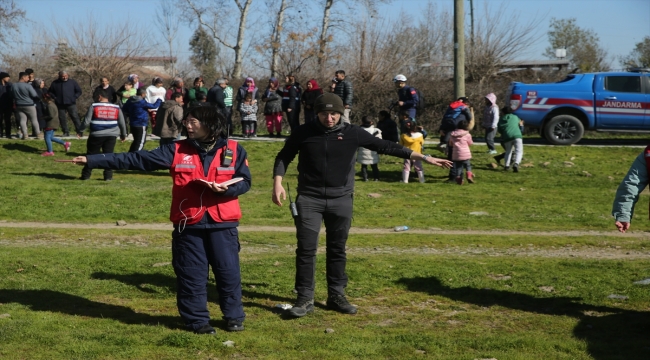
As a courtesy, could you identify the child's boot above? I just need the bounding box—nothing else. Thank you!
[417,171,425,183]
[467,171,475,184]
[401,170,409,183]
[455,176,463,185]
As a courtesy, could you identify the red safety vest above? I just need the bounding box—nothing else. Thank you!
[169,139,241,225]
[630,145,650,220]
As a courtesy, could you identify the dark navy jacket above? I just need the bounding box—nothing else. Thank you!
[123,97,162,127]
[49,78,82,105]
[86,138,252,229]
[397,86,419,111]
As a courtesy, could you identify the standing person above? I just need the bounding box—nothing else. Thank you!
[166,77,188,103]
[25,68,35,85]
[188,77,208,107]
[497,106,524,172]
[71,106,251,334]
[439,97,473,181]
[357,116,382,182]
[281,75,299,132]
[48,71,83,137]
[399,118,426,183]
[32,78,48,136]
[272,93,451,317]
[612,147,650,234]
[393,74,419,120]
[93,77,118,103]
[119,81,136,105]
[236,77,258,136]
[449,120,474,184]
[482,93,499,155]
[223,78,234,131]
[207,79,227,115]
[153,92,184,146]
[301,79,323,124]
[40,93,70,156]
[123,88,162,152]
[330,70,353,124]
[78,89,127,181]
[262,77,283,137]
[146,77,167,131]
[376,110,398,143]
[128,74,145,90]
[11,72,41,140]
[0,72,12,138]
[238,93,258,138]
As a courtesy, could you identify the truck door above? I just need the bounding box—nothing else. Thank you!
[594,75,647,129]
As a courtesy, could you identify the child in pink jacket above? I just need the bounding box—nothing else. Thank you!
[449,120,474,184]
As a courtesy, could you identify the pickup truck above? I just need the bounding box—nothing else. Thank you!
[507,70,650,144]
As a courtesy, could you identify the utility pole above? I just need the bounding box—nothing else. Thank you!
[454,0,465,98]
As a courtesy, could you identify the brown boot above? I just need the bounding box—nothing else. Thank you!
[467,171,475,184]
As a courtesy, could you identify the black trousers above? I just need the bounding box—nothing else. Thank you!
[286,110,299,133]
[294,194,353,300]
[57,104,81,135]
[0,108,12,137]
[129,125,147,152]
[82,135,116,180]
[361,164,379,180]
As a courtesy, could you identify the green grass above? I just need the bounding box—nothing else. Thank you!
[0,138,647,231]
[1,229,649,359]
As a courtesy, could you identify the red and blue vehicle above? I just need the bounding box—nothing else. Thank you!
[507,69,650,144]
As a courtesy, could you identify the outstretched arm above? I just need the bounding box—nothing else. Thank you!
[612,151,648,233]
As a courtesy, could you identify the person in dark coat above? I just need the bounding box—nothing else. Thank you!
[0,72,12,138]
[301,79,323,124]
[92,77,118,103]
[376,110,398,143]
[48,71,83,137]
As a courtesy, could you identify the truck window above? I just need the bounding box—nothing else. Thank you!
[604,76,641,93]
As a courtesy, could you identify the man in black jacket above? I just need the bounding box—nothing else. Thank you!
[49,71,83,137]
[0,72,12,138]
[272,93,451,318]
[330,70,353,124]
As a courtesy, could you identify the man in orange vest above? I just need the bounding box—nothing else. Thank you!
[72,106,251,334]
[612,146,650,233]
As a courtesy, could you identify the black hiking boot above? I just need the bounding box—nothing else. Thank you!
[326,295,357,314]
[287,298,314,318]
[193,324,216,335]
[227,319,245,331]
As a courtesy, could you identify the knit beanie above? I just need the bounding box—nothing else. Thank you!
[0,72,9,79]
[314,93,345,115]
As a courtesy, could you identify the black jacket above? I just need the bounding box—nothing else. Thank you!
[93,85,118,103]
[0,82,12,108]
[49,78,82,105]
[207,85,226,109]
[332,79,353,107]
[377,119,399,143]
[274,122,411,198]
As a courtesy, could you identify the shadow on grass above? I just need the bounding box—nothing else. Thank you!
[114,170,171,177]
[0,289,182,330]
[2,143,40,154]
[11,172,78,180]
[357,170,451,183]
[398,276,650,360]
[90,271,306,318]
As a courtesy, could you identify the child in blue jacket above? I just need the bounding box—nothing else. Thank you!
[123,87,162,152]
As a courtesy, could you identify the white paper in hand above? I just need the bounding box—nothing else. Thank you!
[192,177,244,187]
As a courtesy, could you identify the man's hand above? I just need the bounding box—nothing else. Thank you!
[398,101,404,106]
[615,221,630,233]
[287,108,292,112]
[72,156,87,165]
[272,179,286,206]
[120,136,126,143]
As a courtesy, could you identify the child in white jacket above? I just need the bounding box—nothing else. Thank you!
[356,116,382,181]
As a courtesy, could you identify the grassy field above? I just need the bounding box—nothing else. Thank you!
[0,138,649,359]
[0,138,648,231]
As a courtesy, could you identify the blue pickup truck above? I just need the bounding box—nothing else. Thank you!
[507,69,650,144]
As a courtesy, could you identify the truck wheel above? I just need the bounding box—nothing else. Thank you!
[543,115,584,145]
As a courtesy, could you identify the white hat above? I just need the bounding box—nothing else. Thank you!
[393,74,407,82]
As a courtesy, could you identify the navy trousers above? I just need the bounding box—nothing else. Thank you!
[172,226,244,330]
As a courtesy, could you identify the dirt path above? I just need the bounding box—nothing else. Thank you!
[1,220,648,238]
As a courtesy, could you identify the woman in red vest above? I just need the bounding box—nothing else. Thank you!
[71,106,251,335]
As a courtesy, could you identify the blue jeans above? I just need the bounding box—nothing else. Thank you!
[44,129,65,153]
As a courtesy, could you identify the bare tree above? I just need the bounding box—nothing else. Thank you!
[156,0,179,77]
[269,0,289,77]
[545,18,609,73]
[0,0,25,45]
[466,4,544,84]
[621,36,650,69]
[46,19,153,89]
[185,0,254,79]
[317,0,334,75]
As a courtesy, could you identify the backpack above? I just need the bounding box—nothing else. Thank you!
[440,101,467,131]
[414,88,424,114]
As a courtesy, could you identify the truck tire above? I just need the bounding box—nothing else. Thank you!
[543,115,584,145]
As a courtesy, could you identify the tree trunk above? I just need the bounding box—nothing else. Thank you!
[317,0,334,76]
[271,0,288,78]
[232,0,253,79]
